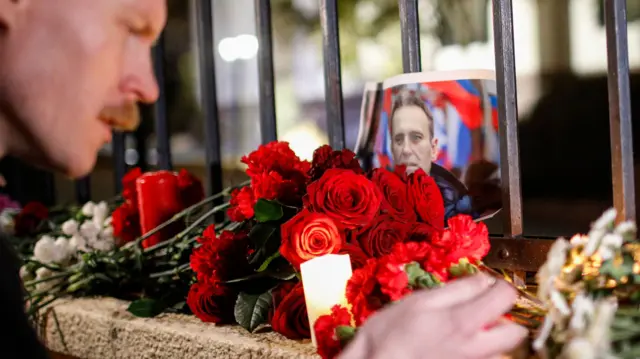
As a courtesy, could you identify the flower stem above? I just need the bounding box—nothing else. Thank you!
[142,202,230,254]
[121,180,247,251]
[149,263,191,278]
[23,272,72,288]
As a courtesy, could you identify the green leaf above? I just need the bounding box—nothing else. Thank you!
[405,262,441,289]
[336,325,357,344]
[601,254,635,281]
[257,252,282,272]
[127,298,168,318]
[234,291,273,332]
[254,199,284,223]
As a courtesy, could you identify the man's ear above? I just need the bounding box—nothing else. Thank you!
[430,137,439,161]
[0,0,25,31]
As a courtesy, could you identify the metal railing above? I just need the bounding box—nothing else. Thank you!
[68,0,634,275]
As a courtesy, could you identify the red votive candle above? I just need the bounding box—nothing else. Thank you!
[136,171,184,248]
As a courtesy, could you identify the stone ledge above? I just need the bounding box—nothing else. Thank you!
[40,297,319,359]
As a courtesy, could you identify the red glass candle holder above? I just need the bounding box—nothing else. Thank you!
[136,170,184,248]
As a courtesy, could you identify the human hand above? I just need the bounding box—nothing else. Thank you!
[338,274,527,359]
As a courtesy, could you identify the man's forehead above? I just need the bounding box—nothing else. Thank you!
[124,0,167,37]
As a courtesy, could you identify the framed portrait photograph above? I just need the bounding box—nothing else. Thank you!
[354,70,502,223]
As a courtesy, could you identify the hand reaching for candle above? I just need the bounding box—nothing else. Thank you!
[337,274,527,359]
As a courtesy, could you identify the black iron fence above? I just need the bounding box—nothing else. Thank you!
[64,0,639,275]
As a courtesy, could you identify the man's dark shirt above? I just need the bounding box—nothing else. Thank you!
[0,234,50,358]
[430,164,479,223]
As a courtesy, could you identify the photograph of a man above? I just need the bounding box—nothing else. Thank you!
[355,70,503,224]
[389,89,478,221]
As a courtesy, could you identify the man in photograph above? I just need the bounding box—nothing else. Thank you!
[389,89,482,222]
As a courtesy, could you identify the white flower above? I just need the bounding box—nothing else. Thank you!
[570,294,595,331]
[61,219,79,236]
[81,201,95,217]
[563,338,595,359]
[615,220,637,241]
[19,265,33,281]
[34,267,61,292]
[533,314,554,351]
[0,209,17,235]
[569,234,589,247]
[104,216,112,227]
[92,201,108,224]
[53,237,72,263]
[550,289,571,316]
[92,238,114,252]
[68,234,88,253]
[80,220,100,240]
[592,208,617,230]
[587,299,617,355]
[33,235,57,263]
[100,226,114,241]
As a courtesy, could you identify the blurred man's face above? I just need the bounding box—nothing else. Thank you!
[391,105,438,174]
[0,0,166,178]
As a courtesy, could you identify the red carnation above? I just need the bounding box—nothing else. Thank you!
[314,305,353,359]
[111,201,141,244]
[227,186,255,222]
[345,259,387,326]
[13,202,48,236]
[308,145,363,182]
[121,167,143,204]
[433,215,490,264]
[189,225,252,284]
[177,168,205,207]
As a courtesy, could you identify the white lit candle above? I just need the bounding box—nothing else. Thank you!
[300,254,353,347]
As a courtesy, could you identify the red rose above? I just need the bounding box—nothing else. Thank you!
[14,202,49,236]
[314,305,353,359]
[408,222,440,243]
[177,169,205,207]
[338,243,370,270]
[227,187,255,222]
[434,215,490,264]
[280,209,345,268]
[190,225,252,283]
[371,168,416,223]
[269,281,297,322]
[186,281,237,324]
[308,145,363,182]
[111,201,141,245]
[407,169,445,230]
[270,282,311,339]
[307,169,381,230]
[357,214,409,258]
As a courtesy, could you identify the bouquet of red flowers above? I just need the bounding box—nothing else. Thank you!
[186,141,491,349]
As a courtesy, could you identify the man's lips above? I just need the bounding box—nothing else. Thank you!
[98,104,140,132]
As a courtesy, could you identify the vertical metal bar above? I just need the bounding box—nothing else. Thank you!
[492,0,523,238]
[398,0,421,73]
[112,131,127,194]
[75,176,91,204]
[492,0,524,288]
[604,0,636,222]
[255,0,278,143]
[152,34,172,170]
[319,0,345,149]
[195,0,224,203]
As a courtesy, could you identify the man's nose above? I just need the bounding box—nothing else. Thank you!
[401,141,412,155]
[121,54,160,104]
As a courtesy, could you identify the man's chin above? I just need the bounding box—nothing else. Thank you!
[404,165,419,174]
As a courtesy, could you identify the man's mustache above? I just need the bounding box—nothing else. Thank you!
[98,103,140,132]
